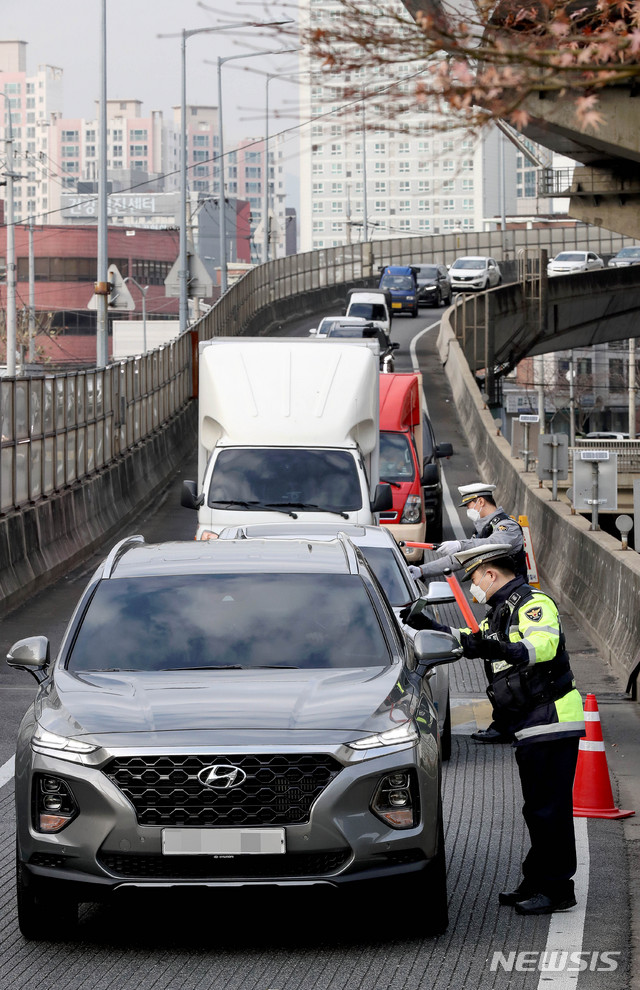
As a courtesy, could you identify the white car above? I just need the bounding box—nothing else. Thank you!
[449,256,502,292]
[547,251,604,276]
[608,246,640,268]
[308,315,371,338]
[345,290,392,335]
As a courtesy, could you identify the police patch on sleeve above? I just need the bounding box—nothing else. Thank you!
[497,525,508,531]
[524,605,543,622]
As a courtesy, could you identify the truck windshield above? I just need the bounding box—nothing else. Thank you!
[208,448,363,512]
[67,574,391,671]
[380,275,413,290]
[348,303,387,321]
[380,432,415,482]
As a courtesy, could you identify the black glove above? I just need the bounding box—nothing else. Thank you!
[461,632,505,660]
[399,603,437,631]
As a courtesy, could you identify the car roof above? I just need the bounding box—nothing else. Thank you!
[217,522,401,550]
[102,535,360,578]
[319,315,368,325]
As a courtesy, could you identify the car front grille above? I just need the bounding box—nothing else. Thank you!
[98,849,350,880]
[102,753,343,827]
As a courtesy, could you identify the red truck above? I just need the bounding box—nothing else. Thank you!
[378,372,453,561]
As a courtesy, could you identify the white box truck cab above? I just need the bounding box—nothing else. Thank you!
[345,288,392,336]
[182,338,393,539]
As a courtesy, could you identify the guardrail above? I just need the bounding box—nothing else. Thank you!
[0,226,633,518]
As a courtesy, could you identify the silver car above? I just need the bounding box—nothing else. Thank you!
[10,534,460,940]
[547,250,604,276]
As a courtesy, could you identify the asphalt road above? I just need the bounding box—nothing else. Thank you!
[0,306,637,989]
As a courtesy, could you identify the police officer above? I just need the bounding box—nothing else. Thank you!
[404,543,585,915]
[409,481,527,745]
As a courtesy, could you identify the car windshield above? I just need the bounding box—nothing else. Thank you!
[66,574,391,672]
[358,547,413,606]
[617,248,640,259]
[452,259,485,270]
[380,275,413,290]
[554,253,586,262]
[417,266,438,279]
[380,432,415,482]
[208,448,362,512]
[348,303,387,321]
[327,327,375,339]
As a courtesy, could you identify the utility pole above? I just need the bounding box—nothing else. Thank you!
[28,218,35,363]
[1,90,17,375]
[95,0,109,368]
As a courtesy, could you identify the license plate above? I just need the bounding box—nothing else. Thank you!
[392,302,402,309]
[162,827,286,856]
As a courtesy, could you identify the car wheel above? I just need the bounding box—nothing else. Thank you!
[441,694,452,762]
[390,798,448,934]
[428,504,443,543]
[16,855,78,940]
[411,303,419,317]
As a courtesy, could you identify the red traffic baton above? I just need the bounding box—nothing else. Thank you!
[443,567,480,633]
[404,542,436,550]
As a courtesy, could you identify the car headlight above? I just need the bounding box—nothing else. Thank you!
[32,726,99,761]
[400,495,422,524]
[348,720,418,750]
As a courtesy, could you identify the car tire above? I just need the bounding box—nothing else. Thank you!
[441,694,452,762]
[428,504,443,543]
[394,799,448,935]
[16,855,78,940]
[411,303,419,317]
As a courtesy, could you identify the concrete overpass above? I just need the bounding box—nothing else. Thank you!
[401,3,640,238]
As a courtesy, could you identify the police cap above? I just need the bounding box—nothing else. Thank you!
[458,481,497,507]
[453,543,516,581]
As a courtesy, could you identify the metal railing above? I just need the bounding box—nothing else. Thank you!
[1,226,635,517]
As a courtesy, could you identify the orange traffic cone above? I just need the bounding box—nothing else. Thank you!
[573,694,635,819]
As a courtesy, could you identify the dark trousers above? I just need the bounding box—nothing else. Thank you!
[515,736,580,899]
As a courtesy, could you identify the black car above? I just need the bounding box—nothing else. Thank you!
[421,417,453,541]
[9,534,461,939]
[414,264,453,308]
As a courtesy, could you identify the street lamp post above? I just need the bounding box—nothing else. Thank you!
[159,18,292,326]
[124,276,149,353]
[210,50,291,292]
[0,89,18,375]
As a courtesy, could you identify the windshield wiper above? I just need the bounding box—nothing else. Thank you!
[158,665,246,671]
[380,478,402,489]
[209,499,298,518]
[266,501,349,519]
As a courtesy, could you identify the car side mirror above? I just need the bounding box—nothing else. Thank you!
[424,581,456,605]
[371,482,393,513]
[391,342,400,351]
[308,328,317,336]
[181,480,204,510]
[413,630,463,675]
[435,442,454,458]
[421,462,438,486]
[7,636,50,682]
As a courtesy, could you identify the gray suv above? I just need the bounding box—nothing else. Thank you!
[9,534,461,939]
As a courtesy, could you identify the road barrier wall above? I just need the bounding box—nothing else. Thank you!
[436,310,640,684]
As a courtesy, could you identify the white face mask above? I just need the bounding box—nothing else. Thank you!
[467,508,481,523]
[470,572,495,605]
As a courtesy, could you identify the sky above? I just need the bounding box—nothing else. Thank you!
[3,0,301,143]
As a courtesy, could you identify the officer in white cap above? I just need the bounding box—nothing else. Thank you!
[408,481,528,744]
[403,542,584,916]
[409,482,526,584]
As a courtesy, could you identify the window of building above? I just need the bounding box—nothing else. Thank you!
[442,198,455,211]
[373,162,386,173]
[418,199,430,212]
[418,180,430,193]
[245,166,262,178]
[374,181,387,194]
[398,180,410,194]
[313,182,324,195]
[61,130,79,141]
[462,198,474,211]
[374,200,386,212]
[462,178,474,192]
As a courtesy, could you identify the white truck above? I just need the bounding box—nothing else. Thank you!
[181,337,393,539]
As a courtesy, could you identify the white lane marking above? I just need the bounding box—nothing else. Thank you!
[410,319,467,541]
[535,817,590,990]
[0,756,15,789]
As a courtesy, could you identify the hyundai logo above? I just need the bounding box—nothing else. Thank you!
[198,764,247,789]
